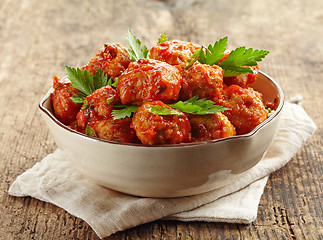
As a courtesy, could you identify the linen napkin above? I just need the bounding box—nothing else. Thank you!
[8,101,316,239]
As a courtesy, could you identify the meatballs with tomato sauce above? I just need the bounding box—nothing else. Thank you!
[131,101,191,145]
[149,40,201,68]
[51,76,82,125]
[117,59,182,106]
[188,113,236,142]
[82,43,132,78]
[217,85,268,135]
[76,85,138,143]
[180,62,224,102]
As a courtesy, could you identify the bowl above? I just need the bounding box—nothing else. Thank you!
[39,71,284,198]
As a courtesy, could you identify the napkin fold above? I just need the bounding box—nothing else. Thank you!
[8,101,316,238]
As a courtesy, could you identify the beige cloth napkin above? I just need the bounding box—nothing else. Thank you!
[8,101,316,239]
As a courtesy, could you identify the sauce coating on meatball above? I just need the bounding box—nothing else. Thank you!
[188,112,236,142]
[76,85,138,143]
[131,101,191,145]
[149,40,201,68]
[180,62,224,102]
[117,59,182,106]
[82,43,132,78]
[51,76,82,125]
[217,85,268,135]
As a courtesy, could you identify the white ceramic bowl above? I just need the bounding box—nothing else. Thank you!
[39,71,284,198]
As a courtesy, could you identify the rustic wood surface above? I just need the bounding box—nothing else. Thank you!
[0,0,322,239]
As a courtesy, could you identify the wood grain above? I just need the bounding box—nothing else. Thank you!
[0,0,322,239]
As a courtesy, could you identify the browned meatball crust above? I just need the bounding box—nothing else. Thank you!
[217,85,268,135]
[76,86,138,143]
[117,59,182,106]
[131,101,191,145]
[149,40,201,68]
[188,113,236,142]
[51,76,82,125]
[180,63,224,102]
[82,43,132,78]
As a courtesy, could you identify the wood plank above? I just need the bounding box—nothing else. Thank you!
[0,0,322,239]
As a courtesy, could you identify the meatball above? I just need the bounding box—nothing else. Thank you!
[180,62,224,101]
[188,113,236,142]
[218,50,259,88]
[117,59,182,106]
[131,101,191,145]
[149,40,201,68]
[82,43,132,78]
[76,85,138,143]
[51,76,82,125]
[217,85,268,135]
[223,65,259,88]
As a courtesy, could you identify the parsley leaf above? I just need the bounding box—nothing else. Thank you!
[70,92,88,103]
[112,105,139,120]
[93,67,108,89]
[85,125,97,137]
[158,33,168,44]
[66,66,110,104]
[126,29,149,61]
[185,47,203,70]
[198,36,228,66]
[218,47,269,77]
[148,106,183,116]
[65,66,93,96]
[170,96,230,115]
[107,77,118,88]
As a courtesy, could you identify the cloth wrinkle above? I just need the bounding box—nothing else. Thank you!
[8,101,316,239]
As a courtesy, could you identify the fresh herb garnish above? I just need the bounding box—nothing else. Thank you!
[267,108,275,118]
[198,36,228,66]
[65,66,94,96]
[93,67,108,89]
[170,96,230,115]
[148,106,183,116]
[186,37,269,77]
[111,105,140,120]
[185,47,203,70]
[85,125,97,137]
[111,96,229,120]
[106,96,115,105]
[158,33,168,44]
[218,47,269,77]
[107,77,119,88]
[126,29,149,61]
[66,66,109,103]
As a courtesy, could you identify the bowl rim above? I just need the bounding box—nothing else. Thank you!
[39,71,284,148]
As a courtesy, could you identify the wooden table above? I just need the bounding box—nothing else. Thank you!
[1,0,322,239]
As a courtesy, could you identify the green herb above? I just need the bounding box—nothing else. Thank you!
[148,106,183,116]
[198,36,228,66]
[187,37,269,77]
[126,29,149,61]
[85,125,97,137]
[93,67,108,89]
[218,47,269,77]
[267,108,275,118]
[185,47,203,70]
[106,96,115,105]
[111,96,230,120]
[65,66,94,96]
[158,33,168,44]
[66,66,109,103]
[170,96,230,115]
[111,105,140,120]
[70,93,88,104]
[82,99,88,109]
[107,77,119,88]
